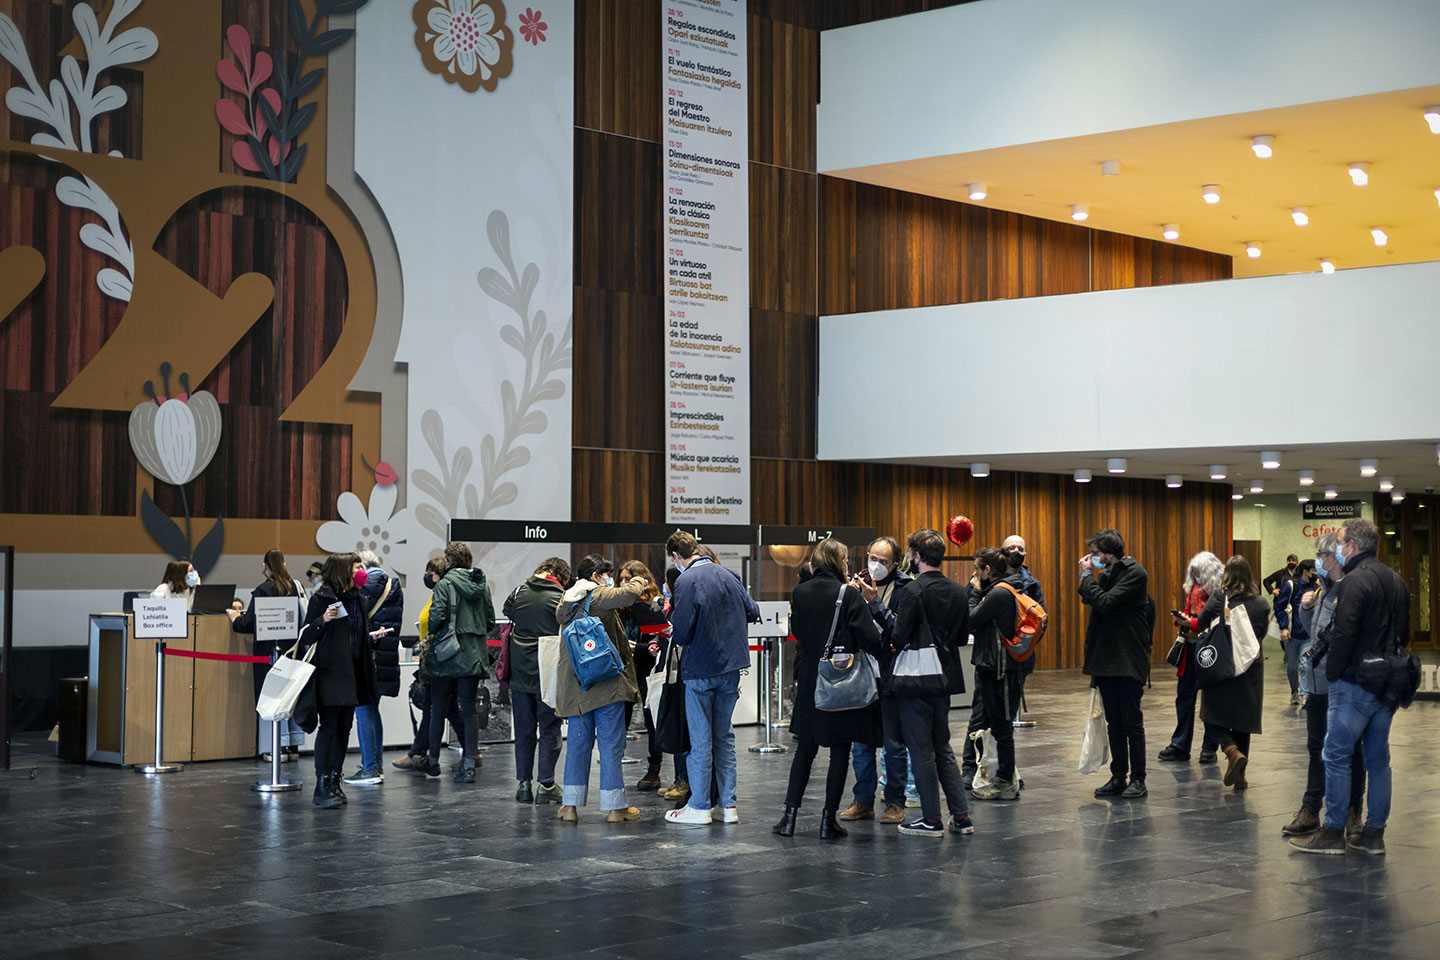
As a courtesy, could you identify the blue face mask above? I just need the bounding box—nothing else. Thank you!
[1335,544,1347,567]
[185,570,200,587]
[1090,555,1107,570]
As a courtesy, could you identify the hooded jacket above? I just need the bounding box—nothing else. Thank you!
[423,566,495,680]
[554,577,646,717]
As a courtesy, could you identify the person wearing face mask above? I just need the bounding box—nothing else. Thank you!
[341,550,404,787]
[502,557,571,804]
[1263,554,1300,598]
[842,535,913,824]
[1195,556,1270,792]
[152,559,201,608]
[1159,551,1223,765]
[306,562,323,594]
[227,549,307,762]
[1282,532,1366,840]
[1079,528,1153,799]
[394,557,465,771]
[965,548,1027,801]
[419,542,496,783]
[1275,560,1319,707]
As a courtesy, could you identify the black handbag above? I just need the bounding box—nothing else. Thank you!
[653,645,689,754]
[1165,635,1186,669]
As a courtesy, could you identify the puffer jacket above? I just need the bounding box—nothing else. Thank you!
[360,567,404,697]
[422,567,495,680]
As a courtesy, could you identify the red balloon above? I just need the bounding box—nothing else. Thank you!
[946,515,974,546]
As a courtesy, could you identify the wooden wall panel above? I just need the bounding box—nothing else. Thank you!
[0,389,134,515]
[1092,233,1233,291]
[748,14,818,172]
[572,287,663,451]
[575,129,662,296]
[750,164,816,315]
[750,309,815,459]
[572,449,664,523]
[600,0,661,141]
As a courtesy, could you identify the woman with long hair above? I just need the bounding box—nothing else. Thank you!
[618,559,670,790]
[420,542,495,783]
[1161,551,1224,764]
[302,552,378,808]
[151,559,199,608]
[503,556,571,804]
[1196,555,1269,790]
[772,538,882,839]
[228,549,307,762]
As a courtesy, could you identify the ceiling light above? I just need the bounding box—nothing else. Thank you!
[1071,203,1089,222]
[968,183,987,201]
[1074,468,1092,483]
[1232,489,1245,501]
[1250,478,1265,494]
[1201,184,1221,204]
[1320,259,1335,274]
[1297,491,1311,503]
[970,462,989,478]
[1209,464,1227,480]
[1371,227,1388,246]
[1359,458,1378,477]
[1379,476,1395,492]
[1161,223,1180,241]
[1107,458,1127,474]
[1348,162,1370,186]
[1291,207,1309,226]
[1298,469,1315,486]
[1101,160,1120,176]
[1426,107,1440,134]
[1165,475,1182,489]
[1261,451,1281,469]
[1434,188,1440,208]
[1392,489,1406,504]
[1245,241,1262,258]
[1251,135,1274,158]
[1324,485,1339,499]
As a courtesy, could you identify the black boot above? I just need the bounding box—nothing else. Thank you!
[313,774,341,809]
[771,805,798,837]
[330,771,348,805]
[819,809,848,840]
[1093,775,1127,797]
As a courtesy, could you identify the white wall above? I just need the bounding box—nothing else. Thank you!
[819,0,1440,171]
[818,261,1440,462]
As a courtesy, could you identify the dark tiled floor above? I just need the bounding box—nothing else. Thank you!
[4,655,1439,959]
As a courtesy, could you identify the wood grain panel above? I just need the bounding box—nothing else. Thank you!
[574,0,603,131]
[0,389,134,515]
[750,164,816,315]
[575,129,662,296]
[1092,233,1234,291]
[572,448,665,523]
[601,0,661,141]
[750,309,815,460]
[820,0,980,29]
[748,14,817,172]
[572,287,663,451]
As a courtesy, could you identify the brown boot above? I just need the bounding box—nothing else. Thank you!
[636,762,662,791]
[839,802,874,821]
[1281,808,1319,836]
[878,803,906,824]
[1345,810,1364,845]
[1222,745,1248,787]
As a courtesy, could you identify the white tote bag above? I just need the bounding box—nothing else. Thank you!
[1229,603,1263,675]
[538,634,562,708]
[1077,688,1110,775]
[256,628,317,721]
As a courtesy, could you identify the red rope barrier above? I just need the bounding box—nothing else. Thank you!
[162,648,270,664]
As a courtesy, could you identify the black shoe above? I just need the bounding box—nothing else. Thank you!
[330,772,348,805]
[950,815,975,835]
[453,762,476,784]
[516,780,534,804]
[312,775,342,809]
[419,757,441,778]
[1094,775,1127,797]
[1157,746,1189,762]
[771,805,798,837]
[1198,749,1218,764]
[1121,778,1147,798]
[818,809,848,840]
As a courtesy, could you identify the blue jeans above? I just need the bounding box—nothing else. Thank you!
[684,670,741,811]
[851,696,908,807]
[562,701,627,809]
[1323,678,1394,830]
[355,702,382,771]
[1284,636,1303,694]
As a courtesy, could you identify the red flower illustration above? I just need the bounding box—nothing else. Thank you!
[518,7,547,45]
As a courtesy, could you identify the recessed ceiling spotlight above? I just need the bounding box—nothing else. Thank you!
[1392,488,1406,504]
[1250,478,1265,494]
[1201,184,1221,204]
[1425,106,1440,134]
[1245,241,1262,258]
[1261,451,1281,469]
[1378,476,1395,492]
[1165,475,1182,489]
[1107,458,1127,474]
[1071,203,1089,222]
[1433,188,1440,208]
[1074,468,1092,483]
[1251,135,1274,158]
[1348,162,1370,186]
[1232,489,1245,501]
[1371,227,1388,246]
[1320,259,1335,274]
[1359,458,1378,477]
[1297,490,1311,503]
[968,183,987,201]
[1324,485,1339,499]
[1101,160,1120,176]
[1209,464,1227,480]
[1291,207,1309,226]
[1162,223,1180,241]
[971,462,989,478]
[1298,469,1315,486]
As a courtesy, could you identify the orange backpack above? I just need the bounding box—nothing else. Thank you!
[996,582,1048,662]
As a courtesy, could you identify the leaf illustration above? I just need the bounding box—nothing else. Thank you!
[47,78,69,124]
[105,28,158,67]
[487,482,518,512]
[308,28,353,54]
[31,132,69,149]
[486,211,514,276]
[516,410,547,436]
[415,502,448,540]
[421,409,446,466]
[232,139,262,172]
[450,446,473,492]
[281,142,307,180]
[257,90,282,143]
[0,13,33,76]
[6,87,55,124]
[91,85,127,116]
[55,176,100,215]
[480,434,496,476]
[250,50,273,90]
[463,484,481,518]
[191,516,226,579]
[412,469,449,509]
[499,324,525,352]
[225,23,251,72]
[140,490,190,560]
[292,66,324,98]
[96,268,133,300]
[216,98,250,136]
[532,378,565,403]
[288,0,309,43]
[518,262,539,315]
[499,447,530,473]
[60,55,84,106]
[111,0,145,26]
[322,0,373,14]
[245,132,278,178]
[287,100,317,141]
[477,267,513,307]
[79,222,129,264]
[72,4,101,60]
[501,381,517,424]
[217,59,248,94]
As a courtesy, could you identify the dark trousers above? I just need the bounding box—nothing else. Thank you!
[897,695,970,822]
[1303,693,1365,815]
[313,705,355,778]
[784,736,852,810]
[512,689,562,783]
[1214,729,1250,755]
[1095,676,1146,781]
[429,675,480,763]
[1169,664,1218,755]
[972,668,1024,783]
[410,684,463,756]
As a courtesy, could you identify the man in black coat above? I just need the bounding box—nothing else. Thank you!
[1078,528,1153,799]
[967,548,1025,801]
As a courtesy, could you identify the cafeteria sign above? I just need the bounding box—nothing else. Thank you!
[1303,500,1361,520]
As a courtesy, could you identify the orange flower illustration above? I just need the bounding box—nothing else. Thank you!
[413,0,514,93]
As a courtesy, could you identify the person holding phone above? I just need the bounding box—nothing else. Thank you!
[1158,551,1223,764]
[227,548,308,763]
[344,550,405,786]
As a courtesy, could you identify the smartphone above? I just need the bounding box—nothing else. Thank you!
[1170,609,1185,618]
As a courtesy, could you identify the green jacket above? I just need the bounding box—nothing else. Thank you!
[422,566,496,679]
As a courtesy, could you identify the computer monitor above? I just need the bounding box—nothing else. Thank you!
[191,583,236,615]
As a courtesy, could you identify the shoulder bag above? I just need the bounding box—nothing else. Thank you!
[815,584,880,711]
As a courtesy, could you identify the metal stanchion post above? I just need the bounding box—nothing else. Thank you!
[771,637,787,730]
[748,638,786,754]
[138,642,182,774]
[254,645,301,793]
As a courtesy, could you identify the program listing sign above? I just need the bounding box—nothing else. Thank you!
[663,0,749,525]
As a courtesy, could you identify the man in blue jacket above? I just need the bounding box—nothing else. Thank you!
[664,531,761,826]
[1275,560,1319,706]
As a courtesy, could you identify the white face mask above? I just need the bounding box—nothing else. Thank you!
[604,575,614,588]
[185,570,199,587]
[867,560,889,581]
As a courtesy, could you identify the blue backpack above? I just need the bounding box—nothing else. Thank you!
[563,591,624,690]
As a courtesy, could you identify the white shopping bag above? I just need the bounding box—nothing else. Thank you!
[1078,687,1110,775]
[538,634,562,708]
[256,629,317,721]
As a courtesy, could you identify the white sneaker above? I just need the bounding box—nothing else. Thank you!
[712,806,739,824]
[665,805,713,826]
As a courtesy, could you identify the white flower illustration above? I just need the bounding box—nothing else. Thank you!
[413,0,513,93]
[128,386,222,486]
[317,481,428,574]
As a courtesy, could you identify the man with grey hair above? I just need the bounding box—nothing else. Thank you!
[1291,518,1409,856]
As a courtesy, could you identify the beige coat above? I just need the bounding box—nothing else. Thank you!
[553,577,646,718]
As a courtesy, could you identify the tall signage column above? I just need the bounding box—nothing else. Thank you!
[662,0,750,525]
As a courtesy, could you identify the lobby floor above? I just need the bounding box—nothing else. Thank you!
[3,657,1439,960]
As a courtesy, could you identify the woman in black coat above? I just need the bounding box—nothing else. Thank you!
[302,552,378,808]
[1196,555,1268,791]
[227,548,307,762]
[773,539,882,840]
